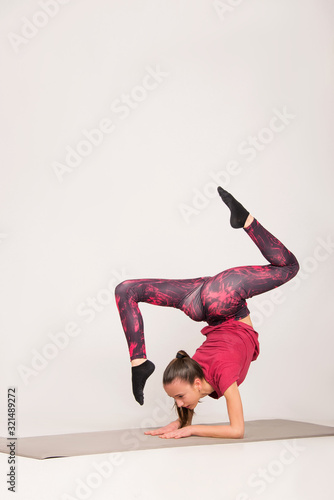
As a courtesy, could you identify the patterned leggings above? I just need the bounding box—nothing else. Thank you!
[115,218,299,360]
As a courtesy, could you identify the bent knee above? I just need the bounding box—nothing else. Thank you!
[291,256,300,278]
[115,280,133,300]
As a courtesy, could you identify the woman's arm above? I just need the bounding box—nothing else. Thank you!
[154,382,245,439]
[191,382,245,439]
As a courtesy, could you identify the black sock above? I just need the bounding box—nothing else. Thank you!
[217,186,249,228]
[131,359,155,405]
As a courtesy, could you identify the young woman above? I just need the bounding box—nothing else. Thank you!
[115,187,299,439]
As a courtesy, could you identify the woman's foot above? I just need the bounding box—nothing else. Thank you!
[131,359,155,405]
[131,358,147,367]
[217,186,250,228]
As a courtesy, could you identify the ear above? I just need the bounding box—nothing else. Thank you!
[193,377,203,390]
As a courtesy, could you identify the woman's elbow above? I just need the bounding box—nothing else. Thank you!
[233,427,244,439]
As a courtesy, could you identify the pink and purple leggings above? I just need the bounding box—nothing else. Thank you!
[115,218,299,360]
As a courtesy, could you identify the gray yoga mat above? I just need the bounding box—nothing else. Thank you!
[1,419,333,460]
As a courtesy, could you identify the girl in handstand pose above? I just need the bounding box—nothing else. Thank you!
[115,187,299,439]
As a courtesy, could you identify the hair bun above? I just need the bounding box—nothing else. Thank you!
[176,352,186,359]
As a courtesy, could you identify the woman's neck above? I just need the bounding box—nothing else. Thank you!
[201,379,215,397]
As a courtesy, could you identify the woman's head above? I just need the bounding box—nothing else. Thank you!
[163,350,206,427]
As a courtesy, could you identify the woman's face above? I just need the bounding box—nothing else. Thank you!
[163,378,202,409]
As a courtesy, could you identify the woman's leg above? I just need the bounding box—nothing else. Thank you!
[115,276,206,361]
[115,276,206,405]
[201,188,299,325]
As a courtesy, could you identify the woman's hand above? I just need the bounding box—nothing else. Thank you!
[158,426,193,439]
[145,420,194,439]
[144,419,181,436]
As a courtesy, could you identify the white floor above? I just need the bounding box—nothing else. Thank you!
[1,435,333,500]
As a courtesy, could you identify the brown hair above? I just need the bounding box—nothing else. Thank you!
[163,349,205,428]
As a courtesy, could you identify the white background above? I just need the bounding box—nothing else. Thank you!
[0,0,333,498]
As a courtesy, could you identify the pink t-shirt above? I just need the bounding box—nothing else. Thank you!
[192,319,260,399]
